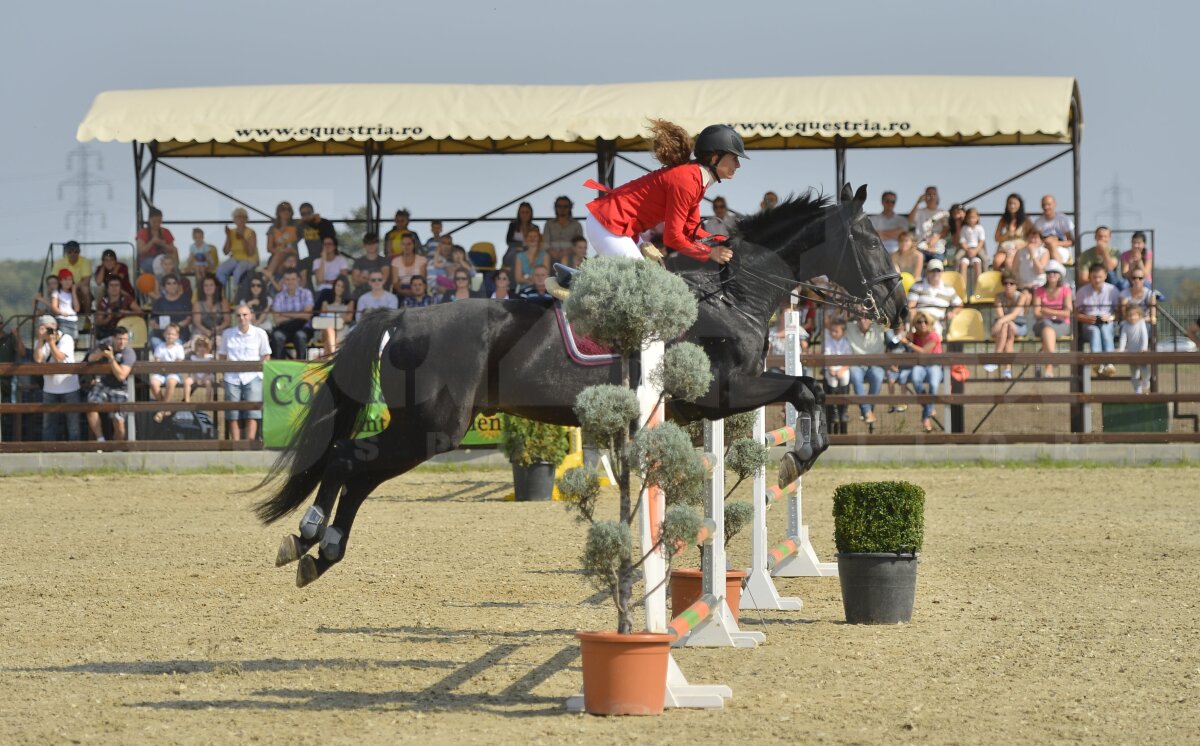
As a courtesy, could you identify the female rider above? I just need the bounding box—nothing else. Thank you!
[584,120,747,265]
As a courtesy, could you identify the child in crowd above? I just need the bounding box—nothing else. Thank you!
[823,319,852,432]
[1117,305,1151,394]
[956,208,987,293]
[183,228,219,284]
[150,323,186,422]
[183,335,215,403]
[424,219,444,256]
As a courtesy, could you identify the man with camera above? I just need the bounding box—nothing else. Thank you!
[32,315,81,441]
[85,326,135,442]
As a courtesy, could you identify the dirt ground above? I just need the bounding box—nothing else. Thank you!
[2,464,1198,745]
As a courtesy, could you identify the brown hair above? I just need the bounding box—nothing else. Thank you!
[648,119,693,168]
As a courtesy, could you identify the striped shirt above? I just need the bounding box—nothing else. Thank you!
[272,287,313,314]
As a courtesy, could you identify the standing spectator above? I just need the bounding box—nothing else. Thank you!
[565,236,589,269]
[1118,305,1151,395]
[32,275,60,316]
[488,269,516,300]
[182,228,219,288]
[384,209,421,257]
[351,233,390,296]
[311,236,351,303]
[0,314,26,440]
[33,315,81,442]
[846,316,885,429]
[315,276,355,355]
[892,231,924,282]
[703,196,739,236]
[906,259,961,336]
[136,207,178,275]
[822,319,852,432]
[1076,226,1120,289]
[869,191,908,254]
[50,269,81,339]
[907,186,948,261]
[901,312,942,433]
[992,193,1034,273]
[264,201,301,278]
[401,276,436,308]
[192,274,231,341]
[955,207,987,291]
[543,196,584,259]
[991,273,1029,380]
[355,271,399,321]
[149,323,186,423]
[1075,263,1121,377]
[1120,269,1157,326]
[514,228,551,291]
[150,274,193,344]
[219,304,271,441]
[52,241,94,311]
[217,208,259,293]
[1031,194,1074,264]
[183,335,215,403]
[1013,230,1050,295]
[423,219,445,256]
[390,234,428,298]
[505,201,536,255]
[85,327,135,442]
[440,270,481,303]
[236,275,273,330]
[519,265,554,301]
[1031,261,1073,378]
[1120,231,1153,288]
[93,276,142,340]
[761,191,779,211]
[297,202,337,263]
[94,249,134,297]
[270,268,314,359]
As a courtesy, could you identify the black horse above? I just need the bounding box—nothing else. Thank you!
[257,184,906,587]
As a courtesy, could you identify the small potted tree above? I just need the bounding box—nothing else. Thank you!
[556,256,711,715]
[833,481,925,624]
[499,415,570,501]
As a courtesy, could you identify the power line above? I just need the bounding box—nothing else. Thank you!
[58,144,113,243]
[1094,173,1141,230]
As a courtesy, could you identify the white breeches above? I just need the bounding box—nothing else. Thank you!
[585,213,642,260]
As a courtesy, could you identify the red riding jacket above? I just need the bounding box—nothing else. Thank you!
[585,163,715,262]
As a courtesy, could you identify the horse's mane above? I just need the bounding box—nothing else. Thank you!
[733,191,833,247]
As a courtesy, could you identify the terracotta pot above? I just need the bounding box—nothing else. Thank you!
[575,631,672,715]
[669,568,747,624]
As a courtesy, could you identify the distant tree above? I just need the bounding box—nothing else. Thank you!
[336,205,367,257]
[1171,278,1200,307]
[0,260,50,324]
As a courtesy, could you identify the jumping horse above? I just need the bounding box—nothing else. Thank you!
[257,184,907,587]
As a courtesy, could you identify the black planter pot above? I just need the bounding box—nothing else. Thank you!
[513,462,556,502]
[837,552,919,624]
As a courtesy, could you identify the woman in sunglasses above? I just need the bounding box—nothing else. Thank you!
[902,311,943,433]
[991,272,1029,379]
[439,270,482,303]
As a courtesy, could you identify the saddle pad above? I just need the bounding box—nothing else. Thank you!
[554,302,620,366]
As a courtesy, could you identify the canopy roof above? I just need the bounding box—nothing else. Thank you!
[77,76,1080,157]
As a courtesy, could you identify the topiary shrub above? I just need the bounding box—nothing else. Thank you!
[499,414,571,467]
[832,481,925,554]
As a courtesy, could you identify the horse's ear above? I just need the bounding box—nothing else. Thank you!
[839,183,853,204]
[853,184,868,213]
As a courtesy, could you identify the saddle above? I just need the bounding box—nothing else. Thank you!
[545,244,665,301]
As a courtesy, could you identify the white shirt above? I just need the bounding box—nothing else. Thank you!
[869,213,909,253]
[907,281,963,334]
[40,334,80,394]
[959,224,985,249]
[53,289,77,322]
[219,324,271,384]
[152,339,186,363]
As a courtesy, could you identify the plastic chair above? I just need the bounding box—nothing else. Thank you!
[116,316,149,350]
[970,271,1003,305]
[900,271,915,295]
[941,270,968,302]
[946,308,987,343]
[469,242,497,271]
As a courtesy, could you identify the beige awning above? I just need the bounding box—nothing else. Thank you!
[77,76,1080,157]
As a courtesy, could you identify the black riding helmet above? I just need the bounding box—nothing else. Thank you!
[694,124,749,161]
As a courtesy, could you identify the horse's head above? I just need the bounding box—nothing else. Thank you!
[831,184,908,330]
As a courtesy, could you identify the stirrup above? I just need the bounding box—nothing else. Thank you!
[547,263,577,301]
[546,277,570,302]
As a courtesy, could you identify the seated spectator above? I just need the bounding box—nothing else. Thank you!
[955,207,987,291]
[1031,194,1074,265]
[907,186,948,261]
[85,326,136,442]
[822,319,852,432]
[992,193,1035,273]
[1075,262,1120,377]
[543,196,584,261]
[1031,261,1073,378]
[390,234,428,298]
[311,236,351,304]
[892,231,924,282]
[991,273,1029,380]
[236,275,273,330]
[49,269,82,339]
[93,276,142,340]
[426,234,457,292]
[351,232,389,296]
[1076,226,1120,289]
[150,274,193,344]
[761,191,779,211]
[192,274,231,341]
[900,312,942,433]
[1012,230,1050,295]
[136,207,178,275]
[93,248,134,297]
[220,304,271,441]
[52,241,94,311]
[297,202,338,263]
[271,268,314,359]
[448,245,477,285]
[264,201,301,278]
[32,274,59,316]
[1118,305,1151,395]
[884,326,911,413]
[384,208,422,257]
[565,236,589,269]
[355,271,400,320]
[217,207,259,293]
[488,269,516,300]
[182,228,219,286]
[1120,269,1156,326]
[315,275,355,355]
[270,253,307,296]
[1120,231,1152,288]
[519,265,554,301]
[149,323,186,423]
[401,275,436,308]
[423,219,445,256]
[869,191,908,254]
[514,228,551,291]
[440,270,481,303]
[846,316,886,429]
[33,315,81,442]
[152,252,192,300]
[703,196,738,237]
[505,202,536,254]
[906,258,961,336]
[183,334,216,403]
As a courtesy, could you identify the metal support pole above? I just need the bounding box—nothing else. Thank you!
[365,143,384,237]
[834,137,847,198]
[595,139,616,191]
[1070,93,1086,433]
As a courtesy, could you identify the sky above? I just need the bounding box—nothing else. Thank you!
[2,0,1196,265]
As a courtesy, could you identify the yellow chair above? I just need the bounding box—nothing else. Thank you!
[900,271,915,295]
[946,308,987,343]
[941,270,968,302]
[970,270,1003,304]
[116,316,149,350]
[469,242,497,271]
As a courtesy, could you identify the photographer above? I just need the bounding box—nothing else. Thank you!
[32,315,81,441]
[0,313,28,440]
[85,327,135,442]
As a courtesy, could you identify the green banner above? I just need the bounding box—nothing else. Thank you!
[262,361,502,449]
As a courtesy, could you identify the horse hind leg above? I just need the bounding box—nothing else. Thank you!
[274,438,358,568]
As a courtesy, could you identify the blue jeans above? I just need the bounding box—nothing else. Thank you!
[223,377,263,421]
[910,365,943,420]
[43,389,82,441]
[849,365,885,415]
[217,259,257,291]
[1082,321,1115,353]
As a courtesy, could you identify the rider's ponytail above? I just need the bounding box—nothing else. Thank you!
[648,119,693,168]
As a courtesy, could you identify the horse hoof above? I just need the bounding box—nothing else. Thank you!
[276,534,304,567]
[778,451,801,486]
[296,556,319,588]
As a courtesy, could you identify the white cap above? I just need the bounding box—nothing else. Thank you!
[37,314,57,328]
[1044,260,1066,276]
[925,258,944,272]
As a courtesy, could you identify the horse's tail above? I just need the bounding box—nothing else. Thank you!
[252,308,401,524]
